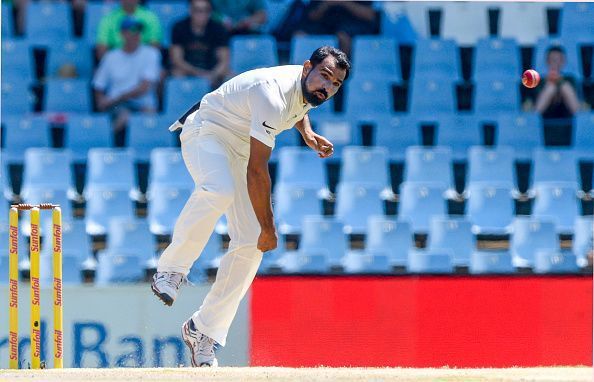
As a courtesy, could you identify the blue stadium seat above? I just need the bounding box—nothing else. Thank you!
[340,146,390,189]
[164,77,210,117]
[147,185,191,235]
[83,2,117,43]
[46,40,93,79]
[475,78,520,114]
[466,183,514,235]
[474,38,521,79]
[559,3,594,43]
[2,115,49,163]
[21,148,74,198]
[370,114,419,161]
[64,113,112,162]
[290,35,338,65]
[25,2,72,41]
[511,217,559,268]
[467,146,515,188]
[532,183,579,234]
[342,250,391,274]
[128,114,174,161]
[573,217,593,263]
[106,218,156,261]
[21,188,73,234]
[85,188,135,235]
[351,36,400,80]
[403,146,453,188]
[398,182,447,233]
[1,79,33,115]
[41,219,92,260]
[274,183,322,235]
[365,216,413,268]
[428,217,474,267]
[96,252,144,284]
[188,232,223,281]
[335,183,384,235]
[148,148,193,193]
[263,0,291,34]
[411,38,460,80]
[534,250,579,274]
[2,39,34,81]
[85,148,136,193]
[408,249,454,274]
[574,113,594,160]
[308,114,359,158]
[496,113,541,160]
[270,128,302,161]
[532,148,578,186]
[469,250,515,274]
[230,35,278,73]
[44,79,91,113]
[435,114,482,160]
[2,4,13,37]
[499,3,547,45]
[275,147,327,190]
[441,2,489,45]
[278,249,330,274]
[299,216,347,268]
[344,78,392,119]
[147,2,187,46]
[40,254,82,286]
[409,77,456,115]
[533,38,580,78]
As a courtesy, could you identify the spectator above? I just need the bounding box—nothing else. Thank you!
[535,46,581,146]
[93,18,161,146]
[211,0,267,35]
[170,0,230,87]
[535,46,581,118]
[96,0,162,60]
[297,1,378,56]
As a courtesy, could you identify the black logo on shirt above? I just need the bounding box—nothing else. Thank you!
[262,121,276,130]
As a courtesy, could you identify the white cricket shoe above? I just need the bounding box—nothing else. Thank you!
[181,318,218,367]
[151,271,184,306]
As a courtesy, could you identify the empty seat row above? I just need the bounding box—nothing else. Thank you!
[263,215,590,275]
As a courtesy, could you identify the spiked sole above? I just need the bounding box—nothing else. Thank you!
[151,283,174,306]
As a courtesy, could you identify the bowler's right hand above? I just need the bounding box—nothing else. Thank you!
[257,228,278,252]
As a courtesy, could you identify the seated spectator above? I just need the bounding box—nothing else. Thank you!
[535,46,581,145]
[535,46,581,118]
[211,0,267,35]
[93,18,161,146]
[170,0,230,87]
[297,1,378,55]
[96,0,162,59]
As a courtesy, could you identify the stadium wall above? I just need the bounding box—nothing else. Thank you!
[0,285,249,368]
[250,276,593,367]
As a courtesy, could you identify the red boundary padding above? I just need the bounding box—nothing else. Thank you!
[250,276,592,367]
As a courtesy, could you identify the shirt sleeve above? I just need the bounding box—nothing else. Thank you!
[143,10,163,45]
[248,82,284,148]
[171,20,184,46]
[92,54,111,91]
[96,14,112,46]
[141,48,162,82]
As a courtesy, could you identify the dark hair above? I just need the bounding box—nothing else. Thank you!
[546,45,565,56]
[188,0,212,5]
[309,46,351,80]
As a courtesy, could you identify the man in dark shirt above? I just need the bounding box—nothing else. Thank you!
[535,46,581,145]
[170,0,230,87]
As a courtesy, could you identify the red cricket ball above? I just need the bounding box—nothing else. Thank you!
[522,69,540,88]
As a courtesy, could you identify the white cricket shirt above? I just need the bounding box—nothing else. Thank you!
[172,65,314,148]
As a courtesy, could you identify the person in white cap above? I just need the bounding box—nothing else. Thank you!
[151,46,350,367]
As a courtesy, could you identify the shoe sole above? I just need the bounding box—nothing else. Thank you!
[181,320,217,367]
[151,282,174,307]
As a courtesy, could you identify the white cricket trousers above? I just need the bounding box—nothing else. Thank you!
[157,117,263,346]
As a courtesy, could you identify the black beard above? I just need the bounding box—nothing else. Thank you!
[301,73,327,107]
